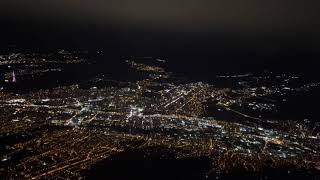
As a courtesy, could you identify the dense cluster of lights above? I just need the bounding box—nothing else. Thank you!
[0,54,319,179]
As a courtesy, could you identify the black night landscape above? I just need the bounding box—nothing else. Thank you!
[0,1,320,179]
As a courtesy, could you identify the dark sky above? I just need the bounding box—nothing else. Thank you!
[2,0,320,31]
[1,0,320,58]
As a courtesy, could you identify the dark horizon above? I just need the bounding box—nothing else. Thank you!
[1,0,320,59]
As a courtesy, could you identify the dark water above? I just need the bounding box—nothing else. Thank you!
[84,147,318,180]
[85,147,211,180]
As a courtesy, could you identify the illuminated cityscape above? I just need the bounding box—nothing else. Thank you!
[0,51,319,179]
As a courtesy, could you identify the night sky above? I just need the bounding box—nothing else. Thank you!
[1,0,320,62]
